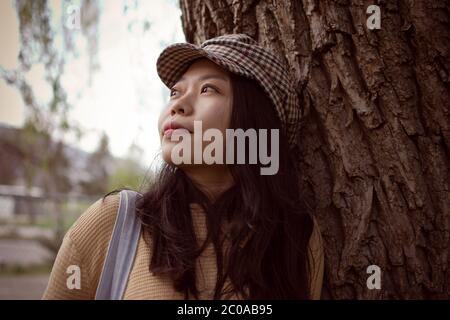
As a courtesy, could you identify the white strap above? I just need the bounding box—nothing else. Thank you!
[95,190,142,299]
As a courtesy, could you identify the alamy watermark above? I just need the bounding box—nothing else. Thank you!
[366,264,381,290]
[366,5,381,30]
[65,2,81,30]
[165,121,279,175]
[66,265,81,290]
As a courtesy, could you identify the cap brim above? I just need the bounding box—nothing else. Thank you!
[156,43,212,89]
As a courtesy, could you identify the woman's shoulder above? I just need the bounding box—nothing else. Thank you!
[66,193,121,249]
[308,216,323,256]
[42,193,121,299]
[308,216,324,300]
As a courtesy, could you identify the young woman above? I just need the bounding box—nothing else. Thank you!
[42,34,324,300]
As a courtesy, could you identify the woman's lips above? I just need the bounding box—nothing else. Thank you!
[163,128,191,138]
[162,120,192,138]
[163,128,174,138]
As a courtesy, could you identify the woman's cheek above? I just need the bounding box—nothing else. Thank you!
[157,110,170,139]
[201,102,229,130]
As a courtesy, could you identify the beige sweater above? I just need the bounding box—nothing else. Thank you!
[42,194,324,300]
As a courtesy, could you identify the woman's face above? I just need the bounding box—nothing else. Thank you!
[158,58,233,166]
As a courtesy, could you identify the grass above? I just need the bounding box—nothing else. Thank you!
[0,263,53,277]
[0,200,97,279]
[0,200,91,234]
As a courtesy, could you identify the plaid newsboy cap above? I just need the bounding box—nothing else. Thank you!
[156,33,300,149]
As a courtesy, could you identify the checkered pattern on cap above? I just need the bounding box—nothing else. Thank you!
[156,33,300,148]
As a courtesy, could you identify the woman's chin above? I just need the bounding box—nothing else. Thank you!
[161,146,174,165]
[161,146,190,167]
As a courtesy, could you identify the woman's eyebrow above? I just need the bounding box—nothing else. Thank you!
[177,74,229,84]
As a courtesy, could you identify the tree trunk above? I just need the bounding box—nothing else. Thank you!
[178,0,450,299]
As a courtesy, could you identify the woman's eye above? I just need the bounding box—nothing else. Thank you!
[169,89,178,97]
[170,85,217,98]
[201,85,217,94]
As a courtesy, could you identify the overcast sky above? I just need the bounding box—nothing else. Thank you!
[0,0,185,167]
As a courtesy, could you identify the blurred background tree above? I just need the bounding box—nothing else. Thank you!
[0,0,182,299]
[0,0,101,196]
[80,131,111,195]
[108,141,150,192]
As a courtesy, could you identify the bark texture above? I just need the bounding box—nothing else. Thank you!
[179,0,450,299]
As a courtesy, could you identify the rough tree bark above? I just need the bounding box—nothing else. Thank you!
[178,0,450,299]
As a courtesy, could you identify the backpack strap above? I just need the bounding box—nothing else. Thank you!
[95,190,142,300]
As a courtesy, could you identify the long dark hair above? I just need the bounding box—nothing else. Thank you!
[133,71,314,299]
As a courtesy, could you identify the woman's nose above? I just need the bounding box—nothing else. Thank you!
[170,103,186,116]
[169,91,193,116]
